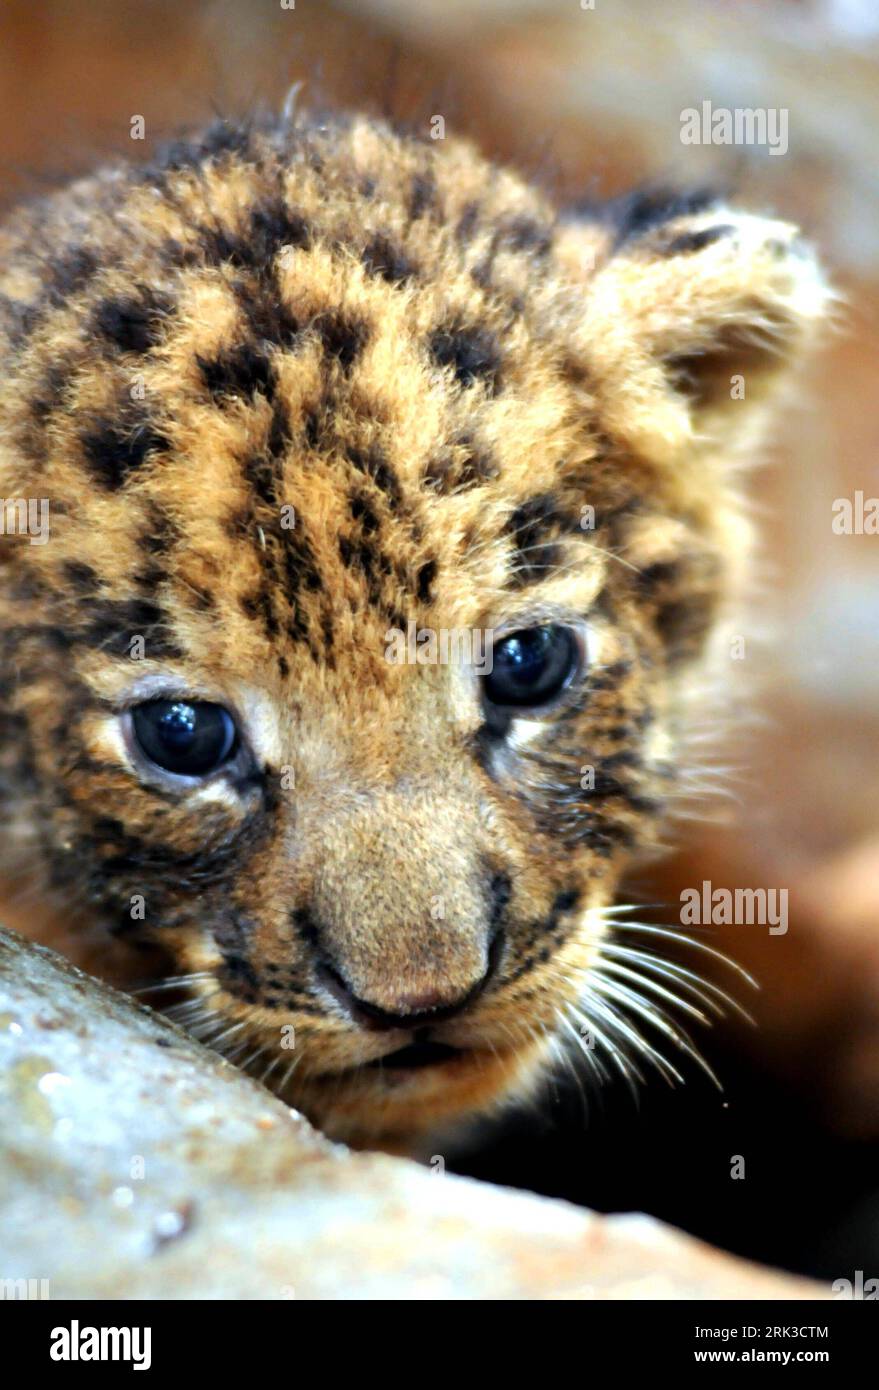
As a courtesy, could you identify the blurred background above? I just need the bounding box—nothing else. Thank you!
[1,0,877,1280]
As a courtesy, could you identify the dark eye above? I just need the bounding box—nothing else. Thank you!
[131,700,238,777]
[483,625,581,709]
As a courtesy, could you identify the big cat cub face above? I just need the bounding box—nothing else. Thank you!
[0,113,828,1146]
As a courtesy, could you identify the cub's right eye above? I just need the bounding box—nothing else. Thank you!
[130,700,238,778]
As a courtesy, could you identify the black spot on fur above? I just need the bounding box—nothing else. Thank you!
[62,560,99,594]
[569,186,722,252]
[29,362,69,424]
[416,559,437,603]
[291,906,320,949]
[5,247,100,348]
[320,610,335,659]
[93,289,172,353]
[655,594,716,665]
[350,492,380,535]
[430,325,502,392]
[198,225,253,269]
[423,439,499,495]
[409,170,437,221]
[505,493,563,585]
[302,398,329,451]
[457,441,500,489]
[589,659,633,690]
[219,953,260,993]
[422,455,454,494]
[47,247,101,307]
[266,400,291,458]
[240,402,287,526]
[198,343,276,401]
[552,888,581,914]
[197,200,312,273]
[80,414,169,491]
[456,202,480,242]
[78,598,181,659]
[338,533,396,616]
[283,523,323,601]
[636,561,683,595]
[315,312,367,370]
[502,216,553,256]
[347,444,402,507]
[153,118,255,174]
[361,233,416,284]
[32,624,73,655]
[250,202,312,259]
[601,750,643,771]
[219,275,300,355]
[239,592,262,622]
[662,225,735,256]
[240,586,278,639]
[140,506,178,555]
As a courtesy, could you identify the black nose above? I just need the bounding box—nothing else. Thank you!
[316,932,503,1033]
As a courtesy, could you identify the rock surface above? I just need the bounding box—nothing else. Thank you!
[0,926,826,1300]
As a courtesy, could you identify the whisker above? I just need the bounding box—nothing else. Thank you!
[596,959,713,1024]
[567,993,647,1096]
[259,1046,287,1089]
[591,972,720,1088]
[239,1041,270,1074]
[581,984,684,1086]
[597,917,758,986]
[558,1008,609,1089]
[133,972,216,997]
[598,943,753,1022]
[202,1019,248,1053]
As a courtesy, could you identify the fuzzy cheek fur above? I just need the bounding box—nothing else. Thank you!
[0,113,829,1147]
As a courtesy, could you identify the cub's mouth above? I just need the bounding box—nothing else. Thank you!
[295,1032,551,1148]
[366,1039,465,1071]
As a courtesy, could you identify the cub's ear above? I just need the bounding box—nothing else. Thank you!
[560,193,834,473]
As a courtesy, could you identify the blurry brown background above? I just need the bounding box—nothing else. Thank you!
[1,0,877,1277]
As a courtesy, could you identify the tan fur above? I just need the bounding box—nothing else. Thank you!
[0,113,829,1146]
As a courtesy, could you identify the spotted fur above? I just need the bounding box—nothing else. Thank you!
[0,112,829,1146]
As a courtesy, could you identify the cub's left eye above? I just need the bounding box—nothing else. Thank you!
[483,624,581,709]
[130,700,238,777]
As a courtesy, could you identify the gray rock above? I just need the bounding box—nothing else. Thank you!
[0,925,826,1300]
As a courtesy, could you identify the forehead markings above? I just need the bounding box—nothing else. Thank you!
[503,491,571,589]
[199,341,277,402]
[422,434,500,495]
[429,323,502,394]
[68,277,182,490]
[79,405,170,492]
[361,232,417,285]
[8,244,102,352]
[409,166,439,221]
[91,286,173,354]
[17,125,586,670]
[197,200,314,273]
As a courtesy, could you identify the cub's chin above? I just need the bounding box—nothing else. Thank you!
[283,1035,553,1151]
